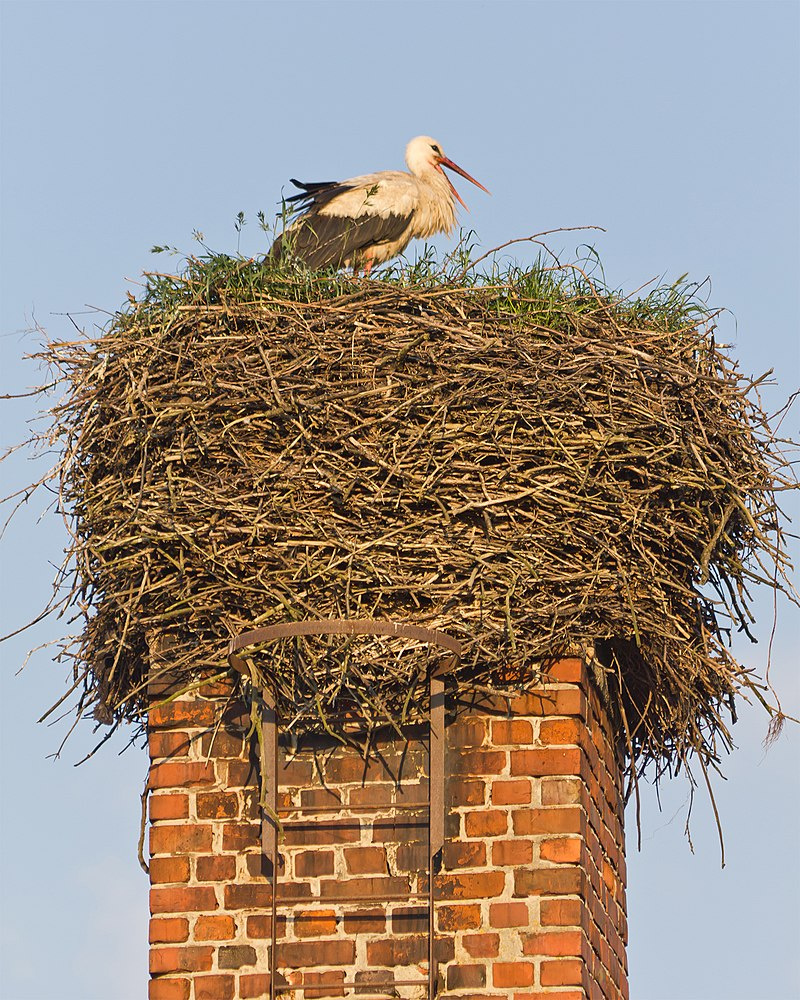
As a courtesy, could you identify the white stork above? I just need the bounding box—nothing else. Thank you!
[269,136,489,274]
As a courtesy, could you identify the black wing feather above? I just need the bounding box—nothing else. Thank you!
[270,177,411,269]
[285,178,351,210]
[278,211,411,269]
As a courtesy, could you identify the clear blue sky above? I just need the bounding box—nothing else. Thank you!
[1,2,798,998]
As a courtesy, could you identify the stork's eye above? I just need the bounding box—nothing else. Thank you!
[431,144,441,155]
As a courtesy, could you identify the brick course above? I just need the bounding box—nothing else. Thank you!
[147,656,628,999]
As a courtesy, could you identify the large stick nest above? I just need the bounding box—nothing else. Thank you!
[11,255,796,780]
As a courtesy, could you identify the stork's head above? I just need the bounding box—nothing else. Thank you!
[405,135,490,209]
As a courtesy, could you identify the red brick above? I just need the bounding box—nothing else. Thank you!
[432,933,458,965]
[541,837,582,864]
[278,939,355,968]
[224,883,273,909]
[196,855,236,882]
[540,898,582,926]
[194,915,235,941]
[302,971,347,1000]
[224,759,258,787]
[438,871,506,900]
[395,841,428,872]
[320,876,409,900]
[282,819,361,846]
[540,718,584,746]
[447,964,487,990]
[489,901,529,927]
[449,717,487,747]
[150,823,213,856]
[343,908,385,935]
[149,946,213,974]
[199,729,246,758]
[491,838,533,866]
[510,748,581,777]
[343,846,387,875]
[320,753,393,784]
[491,719,534,744]
[540,958,584,986]
[443,839,486,869]
[450,778,486,806]
[196,791,240,819]
[493,962,534,987]
[149,917,189,944]
[149,761,216,790]
[149,856,190,885]
[149,731,192,759]
[512,807,583,836]
[357,782,426,808]
[464,809,508,837]
[299,787,343,807]
[246,915,268,938]
[508,688,585,717]
[278,756,317,783]
[491,779,531,805]
[150,886,218,914]
[522,930,583,957]
[367,935,427,966]
[222,822,260,851]
[371,815,428,844]
[391,906,428,935]
[148,980,190,1000]
[544,658,584,683]
[451,749,506,775]
[541,778,584,806]
[512,994,584,1000]
[149,794,189,821]
[514,868,583,896]
[218,945,257,968]
[246,915,287,938]
[295,850,335,877]
[194,975,235,999]
[149,701,215,728]
[463,933,500,958]
[239,975,270,999]
[241,789,261,821]
[294,909,338,937]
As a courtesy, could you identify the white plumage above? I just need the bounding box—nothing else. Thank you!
[269,136,489,273]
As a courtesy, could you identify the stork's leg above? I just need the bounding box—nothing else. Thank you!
[363,255,375,277]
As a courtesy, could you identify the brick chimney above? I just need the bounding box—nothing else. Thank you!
[147,655,627,1000]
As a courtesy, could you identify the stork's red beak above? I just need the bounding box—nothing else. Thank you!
[437,155,491,211]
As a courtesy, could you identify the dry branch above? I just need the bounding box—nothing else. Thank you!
[4,256,797,788]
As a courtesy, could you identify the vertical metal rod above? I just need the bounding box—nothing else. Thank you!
[429,673,445,998]
[427,747,434,1000]
[270,851,277,1000]
[260,689,279,1000]
[429,674,445,858]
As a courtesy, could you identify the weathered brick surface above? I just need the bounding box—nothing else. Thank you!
[149,856,191,885]
[150,917,190,944]
[193,974,236,1000]
[150,793,190,821]
[194,915,236,942]
[147,655,627,999]
[148,978,191,1000]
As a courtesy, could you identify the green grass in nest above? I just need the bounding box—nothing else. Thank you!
[132,235,710,336]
